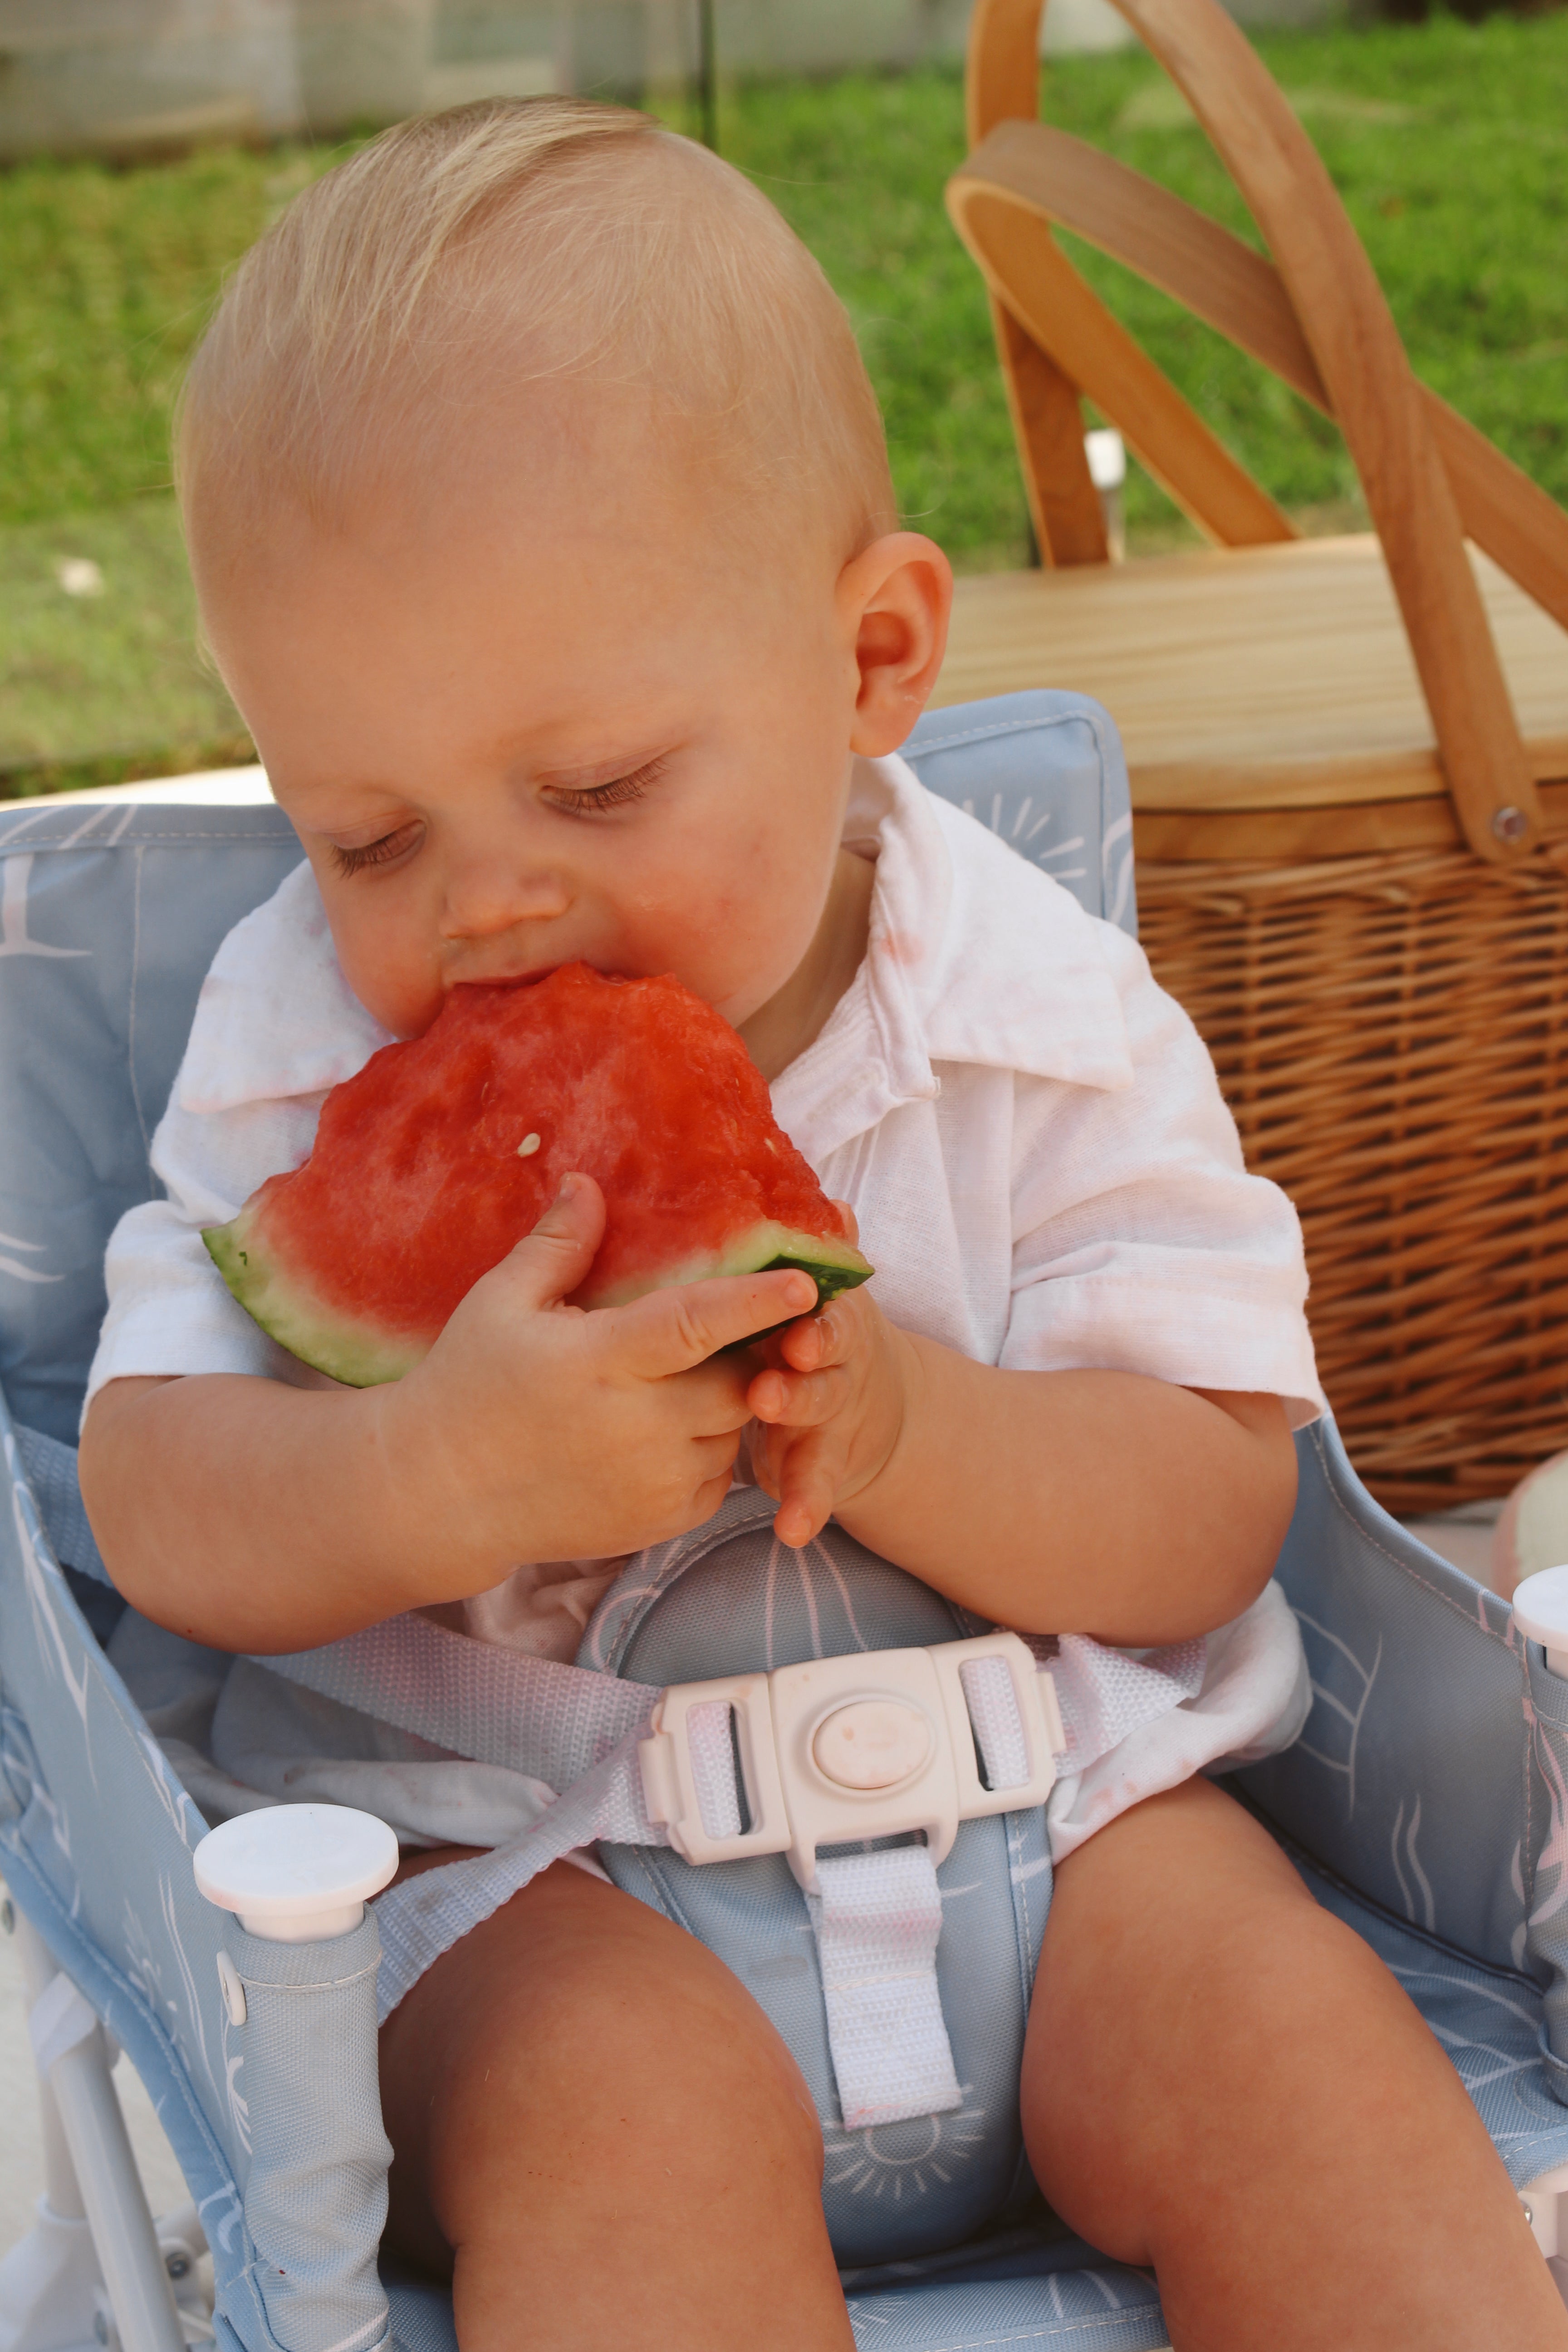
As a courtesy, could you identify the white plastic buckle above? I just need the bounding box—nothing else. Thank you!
[638,1632,1063,1893]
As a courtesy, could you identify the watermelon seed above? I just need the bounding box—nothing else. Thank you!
[518,1133,542,1157]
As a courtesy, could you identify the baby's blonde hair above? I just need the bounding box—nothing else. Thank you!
[178,98,897,559]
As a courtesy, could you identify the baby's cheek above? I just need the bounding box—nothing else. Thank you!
[321,903,442,1038]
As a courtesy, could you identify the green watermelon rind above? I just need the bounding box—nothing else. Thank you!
[203,1210,872,1388]
[583,1222,872,1312]
[203,1213,425,1387]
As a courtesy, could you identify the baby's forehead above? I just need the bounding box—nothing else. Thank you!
[195,373,821,611]
[179,104,895,569]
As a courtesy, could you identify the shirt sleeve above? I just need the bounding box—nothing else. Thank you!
[1000,924,1325,1427]
[82,861,389,1422]
[83,1093,328,1419]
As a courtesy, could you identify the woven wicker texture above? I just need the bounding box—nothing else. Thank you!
[1140,845,1568,1512]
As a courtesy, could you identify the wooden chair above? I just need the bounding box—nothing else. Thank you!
[939,0,1568,1512]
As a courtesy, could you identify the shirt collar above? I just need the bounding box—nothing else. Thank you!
[177,859,393,1116]
[774,753,1133,1161]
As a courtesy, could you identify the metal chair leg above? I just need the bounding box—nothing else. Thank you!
[0,1901,185,2352]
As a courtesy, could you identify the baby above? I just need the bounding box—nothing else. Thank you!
[78,99,1564,2352]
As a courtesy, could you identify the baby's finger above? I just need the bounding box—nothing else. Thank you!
[778,1299,855,1374]
[833,1200,861,1247]
[747,1362,844,1429]
[688,1428,745,1482]
[745,1423,784,1502]
[611,1268,818,1379]
[490,1171,606,1313]
[676,1355,760,1435]
[772,1429,845,1548]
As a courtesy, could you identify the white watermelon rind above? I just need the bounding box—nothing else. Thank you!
[204,1208,872,1388]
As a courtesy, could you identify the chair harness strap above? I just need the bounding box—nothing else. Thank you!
[255,1593,1216,2127]
[263,1609,661,1784]
[808,1847,962,2127]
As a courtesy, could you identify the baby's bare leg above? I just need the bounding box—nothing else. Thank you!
[1024,1776,1568,2350]
[379,1860,854,2352]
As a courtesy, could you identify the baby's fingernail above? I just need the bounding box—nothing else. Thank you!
[784,1274,816,1311]
[558,1172,582,1203]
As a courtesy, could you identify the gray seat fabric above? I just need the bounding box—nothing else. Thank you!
[0,798,304,1445]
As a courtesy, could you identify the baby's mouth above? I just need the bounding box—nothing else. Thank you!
[445,952,635,994]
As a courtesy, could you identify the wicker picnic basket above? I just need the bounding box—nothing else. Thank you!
[944,0,1568,1514]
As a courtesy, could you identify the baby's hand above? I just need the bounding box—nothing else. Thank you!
[381,1174,818,1577]
[745,1210,914,1548]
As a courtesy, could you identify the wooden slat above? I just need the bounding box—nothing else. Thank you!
[937,540,1568,829]
[1134,780,1568,866]
[1427,402,1568,642]
[966,0,1052,145]
[992,305,1108,565]
[956,120,1568,636]
[957,193,1295,549]
[956,121,1329,407]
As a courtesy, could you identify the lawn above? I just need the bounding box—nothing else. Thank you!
[2,11,1567,790]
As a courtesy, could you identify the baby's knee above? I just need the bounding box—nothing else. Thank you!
[392,1873,826,2267]
[492,1877,821,2166]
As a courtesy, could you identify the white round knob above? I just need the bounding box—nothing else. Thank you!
[1513,1566,1568,1679]
[812,1700,932,1791]
[194,1804,398,1943]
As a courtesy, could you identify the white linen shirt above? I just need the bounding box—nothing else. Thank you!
[89,751,1323,1428]
[86,749,1322,1853]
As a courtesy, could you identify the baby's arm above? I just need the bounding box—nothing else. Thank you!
[746,1283,1296,1643]
[81,1175,815,1654]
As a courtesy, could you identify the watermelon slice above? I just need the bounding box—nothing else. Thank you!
[202,962,872,1386]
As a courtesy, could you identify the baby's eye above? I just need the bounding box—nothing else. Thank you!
[539,755,668,817]
[329,822,422,877]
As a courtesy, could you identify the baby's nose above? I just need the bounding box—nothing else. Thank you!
[442,862,571,939]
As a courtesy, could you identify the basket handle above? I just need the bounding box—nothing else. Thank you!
[953,0,1548,864]
[951,120,1568,639]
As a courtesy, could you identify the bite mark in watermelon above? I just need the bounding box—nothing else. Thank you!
[202,962,872,1386]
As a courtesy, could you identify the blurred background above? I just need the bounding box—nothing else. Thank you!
[0,0,1565,796]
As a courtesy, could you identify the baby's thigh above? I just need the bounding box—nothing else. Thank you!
[379,1859,826,2277]
[1021,1775,1394,2260]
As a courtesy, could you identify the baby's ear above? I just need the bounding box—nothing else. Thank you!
[840,533,953,758]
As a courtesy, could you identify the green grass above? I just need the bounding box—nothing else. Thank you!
[718,12,1568,554]
[0,500,249,779]
[3,13,1568,789]
[0,143,336,529]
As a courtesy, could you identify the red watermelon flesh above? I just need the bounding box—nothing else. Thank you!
[202,962,872,1386]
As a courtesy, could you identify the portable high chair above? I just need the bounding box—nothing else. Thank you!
[6,693,1568,2352]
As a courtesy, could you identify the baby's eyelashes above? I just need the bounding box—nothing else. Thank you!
[328,821,423,877]
[535,752,671,818]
